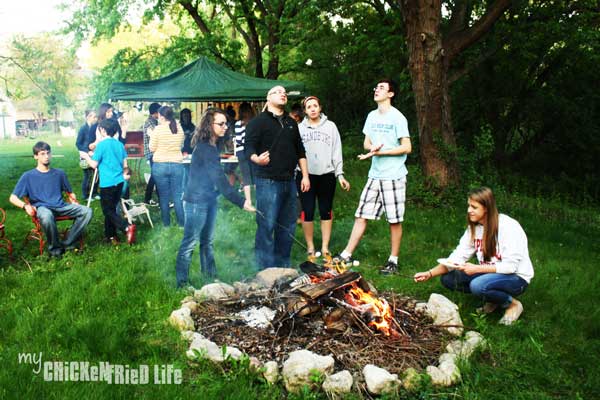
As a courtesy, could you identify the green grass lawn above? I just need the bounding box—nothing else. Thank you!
[0,135,599,399]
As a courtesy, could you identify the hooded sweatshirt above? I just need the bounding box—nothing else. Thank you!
[298,114,344,177]
[447,214,534,283]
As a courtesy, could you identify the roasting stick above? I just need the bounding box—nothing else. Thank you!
[256,210,308,251]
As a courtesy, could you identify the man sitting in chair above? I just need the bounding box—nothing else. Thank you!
[9,141,93,257]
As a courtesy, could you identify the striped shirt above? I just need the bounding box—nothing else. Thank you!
[234,120,247,152]
[143,117,158,160]
[149,122,184,163]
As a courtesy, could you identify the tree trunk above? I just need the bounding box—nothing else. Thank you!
[401,0,458,187]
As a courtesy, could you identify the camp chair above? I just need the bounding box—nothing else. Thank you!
[24,193,85,255]
[121,198,154,228]
[0,208,13,259]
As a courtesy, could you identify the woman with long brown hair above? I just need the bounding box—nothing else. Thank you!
[175,108,255,287]
[414,187,534,325]
[149,105,185,227]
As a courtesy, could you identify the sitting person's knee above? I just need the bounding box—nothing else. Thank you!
[469,279,486,296]
[440,273,455,290]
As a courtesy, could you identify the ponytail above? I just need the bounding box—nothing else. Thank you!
[158,106,178,134]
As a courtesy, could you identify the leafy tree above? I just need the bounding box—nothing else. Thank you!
[0,35,81,132]
[452,0,600,199]
[65,0,319,79]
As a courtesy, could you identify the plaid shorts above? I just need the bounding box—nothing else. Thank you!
[354,177,406,223]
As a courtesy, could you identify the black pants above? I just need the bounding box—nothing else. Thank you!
[296,173,336,222]
[144,158,158,203]
[100,182,128,239]
[82,167,98,199]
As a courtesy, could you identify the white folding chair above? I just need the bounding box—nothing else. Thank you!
[121,199,154,228]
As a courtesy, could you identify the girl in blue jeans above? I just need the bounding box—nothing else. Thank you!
[175,108,255,288]
[414,187,534,325]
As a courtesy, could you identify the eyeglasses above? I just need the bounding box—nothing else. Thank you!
[373,85,388,92]
[268,90,288,96]
[213,122,229,128]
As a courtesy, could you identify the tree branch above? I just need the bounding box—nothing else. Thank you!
[0,55,50,96]
[177,0,212,34]
[444,0,512,63]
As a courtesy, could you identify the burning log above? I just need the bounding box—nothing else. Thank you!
[294,271,361,300]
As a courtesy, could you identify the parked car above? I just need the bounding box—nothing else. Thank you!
[15,121,29,136]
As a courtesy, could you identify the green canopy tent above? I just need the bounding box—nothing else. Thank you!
[108,57,305,102]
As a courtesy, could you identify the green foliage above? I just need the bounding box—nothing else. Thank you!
[1,34,81,122]
[451,0,600,203]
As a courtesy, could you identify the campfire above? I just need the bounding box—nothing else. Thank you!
[189,257,449,375]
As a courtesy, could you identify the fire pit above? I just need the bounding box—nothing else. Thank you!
[171,257,486,394]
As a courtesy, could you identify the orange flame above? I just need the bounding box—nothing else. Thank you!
[313,256,398,336]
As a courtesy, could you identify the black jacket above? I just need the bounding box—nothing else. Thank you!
[245,111,306,180]
[183,141,245,208]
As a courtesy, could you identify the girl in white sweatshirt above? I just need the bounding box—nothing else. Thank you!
[414,187,534,325]
[297,96,351,257]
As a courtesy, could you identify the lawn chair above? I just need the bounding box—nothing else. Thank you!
[0,208,13,259]
[24,193,85,255]
[121,199,154,228]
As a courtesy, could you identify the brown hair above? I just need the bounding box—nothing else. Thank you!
[467,187,499,261]
[159,106,177,134]
[191,108,226,147]
[302,96,321,110]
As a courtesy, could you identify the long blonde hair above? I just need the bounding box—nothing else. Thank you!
[468,187,499,261]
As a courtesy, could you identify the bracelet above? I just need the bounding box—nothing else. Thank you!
[22,204,27,210]
[428,270,433,278]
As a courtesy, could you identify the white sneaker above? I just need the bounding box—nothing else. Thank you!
[499,300,523,325]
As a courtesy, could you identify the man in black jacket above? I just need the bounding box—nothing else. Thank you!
[75,110,98,199]
[245,86,310,269]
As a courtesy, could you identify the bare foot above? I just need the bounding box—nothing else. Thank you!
[477,302,499,314]
[499,299,523,325]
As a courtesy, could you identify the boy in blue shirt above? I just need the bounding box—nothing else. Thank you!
[82,119,136,244]
[10,141,93,257]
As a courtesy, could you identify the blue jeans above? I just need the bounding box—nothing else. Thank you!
[254,177,297,269]
[182,163,190,199]
[81,167,97,199]
[36,204,93,256]
[441,270,529,308]
[152,162,185,227]
[175,201,217,286]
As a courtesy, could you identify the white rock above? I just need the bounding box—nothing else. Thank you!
[282,350,335,393]
[233,281,250,294]
[426,365,450,386]
[185,336,242,362]
[426,293,464,336]
[168,307,195,331]
[181,300,198,313]
[194,282,236,301]
[363,364,400,395]
[255,268,299,289]
[186,337,221,361]
[180,330,204,342]
[427,353,461,386]
[322,370,353,395]
[446,331,486,358]
[263,361,279,384]
[180,295,195,304]
[224,346,243,360]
